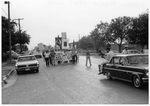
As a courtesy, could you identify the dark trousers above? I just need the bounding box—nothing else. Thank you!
[72,54,77,64]
[72,55,76,64]
[74,55,77,63]
[45,58,49,66]
[49,57,52,65]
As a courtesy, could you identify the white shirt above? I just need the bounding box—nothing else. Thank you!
[44,52,50,58]
[105,51,114,62]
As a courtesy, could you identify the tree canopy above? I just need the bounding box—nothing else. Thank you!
[78,36,94,49]
[128,12,148,49]
[2,16,31,54]
[107,16,132,52]
[83,10,149,52]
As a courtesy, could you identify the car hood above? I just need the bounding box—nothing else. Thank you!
[16,60,38,65]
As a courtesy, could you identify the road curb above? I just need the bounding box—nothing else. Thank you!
[2,69,15,86]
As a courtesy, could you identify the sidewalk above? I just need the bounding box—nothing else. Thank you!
[2,60,16,86]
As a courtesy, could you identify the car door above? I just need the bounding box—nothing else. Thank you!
[116,57,130,80]
[105,57,120,78]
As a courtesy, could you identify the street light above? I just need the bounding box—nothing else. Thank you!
[4,1,12,61]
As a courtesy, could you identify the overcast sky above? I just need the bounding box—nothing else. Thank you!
[1,0,149,50]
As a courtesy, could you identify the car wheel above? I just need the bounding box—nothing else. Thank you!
[17,71,20,75]
[133,75,143,88]
[105,72,112,80]
[36,69,39,73]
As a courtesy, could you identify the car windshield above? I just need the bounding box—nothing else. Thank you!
[127,55,148,65]
[18,56,36,62]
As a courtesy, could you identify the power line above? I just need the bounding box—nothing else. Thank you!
[11,3,17,19]
[1,8,8,16]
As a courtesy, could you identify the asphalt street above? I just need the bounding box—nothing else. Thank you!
[2,55,148,104]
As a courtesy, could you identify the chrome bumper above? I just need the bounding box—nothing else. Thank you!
[142,78,148,83]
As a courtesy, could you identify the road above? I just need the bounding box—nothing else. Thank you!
[2,55,148,104]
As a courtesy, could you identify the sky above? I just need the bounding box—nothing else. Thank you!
[1,0,149,50]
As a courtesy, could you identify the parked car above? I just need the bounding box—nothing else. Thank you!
[100,54,148,88]
[15,55,39,75]
[128,49,139,54]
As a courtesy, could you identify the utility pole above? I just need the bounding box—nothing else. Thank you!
[14,18,24,33]
[4,1,11,61]
[14,18,23,53]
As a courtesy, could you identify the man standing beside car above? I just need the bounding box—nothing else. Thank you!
[98,47,114,75]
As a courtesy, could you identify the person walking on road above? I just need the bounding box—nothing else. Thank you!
[85,48,92,67]
[62,50,68,65]
[42,50,46,62]
[44,50,50,66]
[74,50,78,63]
[98,47,114,75]
[72,49,76,64]
[51,50,56,66]
[49,50,52,65]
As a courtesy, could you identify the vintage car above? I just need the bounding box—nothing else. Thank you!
[100,54,148,88]
[15,55,39,75]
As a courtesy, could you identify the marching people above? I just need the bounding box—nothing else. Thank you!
[49,50,52,65]
[72,49,76,64]
[44,50,50,66]
[74,50,78,63]
[98,47,114,75]
[42,50,46,62]
[50,49,56,66]
[62,50,68,65]
[85,48,92,67]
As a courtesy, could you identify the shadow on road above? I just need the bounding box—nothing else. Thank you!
[99,78,148,91]
[17,71,39,75]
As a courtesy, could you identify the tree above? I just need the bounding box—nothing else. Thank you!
[128,12,148,49]
[2,16,17,53]
[90,21,109,52]
[2,16,31,53]
[107,16,132,52]
[15,30,31,53]
[79,36,94,49]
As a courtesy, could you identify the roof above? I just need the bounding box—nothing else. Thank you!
[18,55,35,58]
[114,54,148,57]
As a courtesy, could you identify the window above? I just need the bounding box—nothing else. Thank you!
[110,57,119,64]
[64,42,67,46]
[128,55,148,65]
[120,57,126,65]
[18,56,35,62]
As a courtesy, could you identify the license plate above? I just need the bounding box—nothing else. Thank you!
[25,68,30,71]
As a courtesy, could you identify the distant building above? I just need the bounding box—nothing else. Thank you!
[38,43,45,51]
